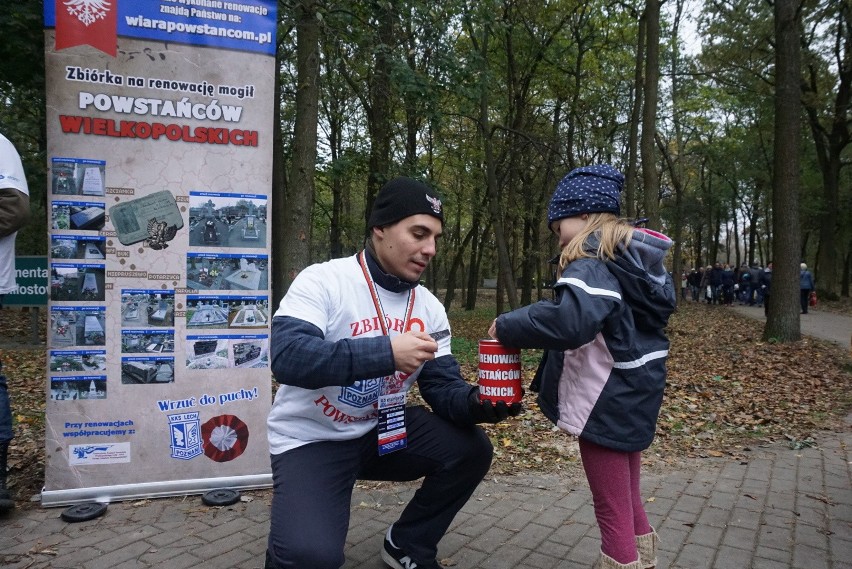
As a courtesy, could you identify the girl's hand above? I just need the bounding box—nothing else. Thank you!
[488,319,499,341]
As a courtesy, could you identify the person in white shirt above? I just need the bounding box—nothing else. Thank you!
[265,177,521,569]
[0,132,31,512]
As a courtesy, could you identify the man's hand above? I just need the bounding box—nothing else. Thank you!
[390,331,438,374]
[468,390,523,424]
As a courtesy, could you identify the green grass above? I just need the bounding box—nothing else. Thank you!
[450,336,480,367]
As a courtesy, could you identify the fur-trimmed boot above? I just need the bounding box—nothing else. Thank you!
[0,442,14,512]
[593,550,642,569]
[636,529,659,569]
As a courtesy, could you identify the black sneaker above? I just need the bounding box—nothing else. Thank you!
[381,528,440,569]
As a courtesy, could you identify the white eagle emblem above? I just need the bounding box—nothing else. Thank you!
[425,194,442,215]
[144,219,179,250]
[64,0,112,27]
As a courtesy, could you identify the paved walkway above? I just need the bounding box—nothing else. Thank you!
[726,304,851,349]
[1,416,850,569]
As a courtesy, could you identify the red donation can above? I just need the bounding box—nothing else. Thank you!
[477,339,522,404]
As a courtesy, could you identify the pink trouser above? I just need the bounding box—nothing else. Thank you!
[579,438,652,564]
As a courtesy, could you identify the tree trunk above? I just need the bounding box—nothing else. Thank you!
[325,51,346,260]
[443,225,477,311]
[477,24,518,310]
[731,192,740,267]
[402,13,420,171]
[802,2,851,297]
[625,11,645,219]
[281,0,320,297]
[703,162,719,264]
[667,0,686,304]
[271,39,289,307]
[562,6,592,172]
[364,3,395,232]
[712,206,721,264]
[539,99,563,298]
[810,131,842,297]
[764,0,802,342]
[640,0,661,229]
[656,134,683,304]
[693,224,703,269]
[762,194,772,266]
[465,223,489,311]
[520,206,534,306]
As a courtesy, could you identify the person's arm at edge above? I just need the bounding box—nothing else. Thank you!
[0,188,30,238]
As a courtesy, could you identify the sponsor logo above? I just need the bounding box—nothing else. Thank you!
[69,442,131,465]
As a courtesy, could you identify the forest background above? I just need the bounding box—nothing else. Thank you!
[0,0,849,320]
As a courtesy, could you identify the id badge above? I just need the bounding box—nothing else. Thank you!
[377,377,407,455]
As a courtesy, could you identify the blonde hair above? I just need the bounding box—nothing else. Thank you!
[558,212,635,271]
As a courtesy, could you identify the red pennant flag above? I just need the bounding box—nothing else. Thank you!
[55,0,118,57]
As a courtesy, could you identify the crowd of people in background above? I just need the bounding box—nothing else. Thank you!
[682,260,817,316]
[683,262,774,317]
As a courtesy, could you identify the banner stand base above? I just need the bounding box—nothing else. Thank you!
[61,502,108,522]
[41,473,271,508]
[202,488,241,506]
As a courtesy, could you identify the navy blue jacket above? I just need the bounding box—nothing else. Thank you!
[495,229,676,452]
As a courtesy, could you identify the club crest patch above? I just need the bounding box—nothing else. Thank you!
[168,412,203,460]
[339,379,381,408]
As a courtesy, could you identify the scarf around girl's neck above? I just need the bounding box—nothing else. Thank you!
[363,243,419,293]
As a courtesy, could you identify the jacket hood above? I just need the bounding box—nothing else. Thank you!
[606,228,676,330]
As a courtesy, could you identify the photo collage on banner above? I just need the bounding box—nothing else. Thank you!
[42,0,277,505]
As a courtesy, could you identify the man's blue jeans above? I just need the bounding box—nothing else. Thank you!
[0,293,11,444]
[0,368,12,444]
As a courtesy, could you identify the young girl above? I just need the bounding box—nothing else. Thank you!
[488,165,676,569]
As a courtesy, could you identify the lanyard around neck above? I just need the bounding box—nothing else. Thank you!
[358,251,415,336]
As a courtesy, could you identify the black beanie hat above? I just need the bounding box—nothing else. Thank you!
[368,177,444,228]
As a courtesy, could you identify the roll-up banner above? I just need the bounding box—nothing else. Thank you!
[42,0,277,506]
